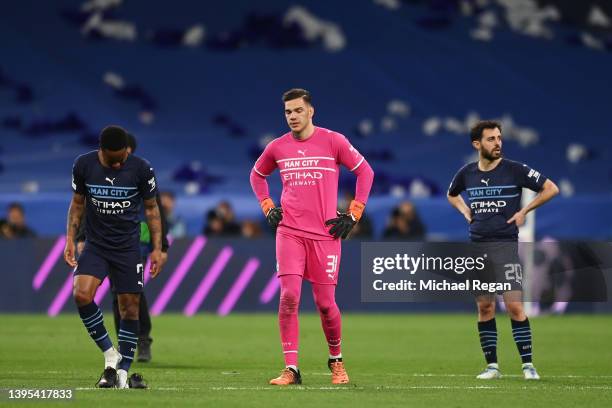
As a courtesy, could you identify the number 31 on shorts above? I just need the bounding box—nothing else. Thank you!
[326,255,338,280]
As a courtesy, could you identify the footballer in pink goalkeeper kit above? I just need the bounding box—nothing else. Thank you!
[250,88,374,385]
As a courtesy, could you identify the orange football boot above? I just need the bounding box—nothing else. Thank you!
[328,359,349,384]
[269,367,302,385]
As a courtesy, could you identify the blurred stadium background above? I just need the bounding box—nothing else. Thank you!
[1,0,610,314]
[1,0,611,404]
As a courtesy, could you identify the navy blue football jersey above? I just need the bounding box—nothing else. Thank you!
[72,151,158,250]
[448,159,547,242]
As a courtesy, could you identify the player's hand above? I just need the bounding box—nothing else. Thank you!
[149,249,164,278]
[507,211,526,226]
[325,212,357,239]
[462,210,473,224]
[266,207,283,228]
[160,251,168,269]
[64,239,78,268]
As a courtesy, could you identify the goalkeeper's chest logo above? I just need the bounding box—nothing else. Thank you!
[278,152,336,187]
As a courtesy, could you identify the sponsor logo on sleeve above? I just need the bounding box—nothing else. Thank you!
[527,169,541,182]
[148,176,156,192]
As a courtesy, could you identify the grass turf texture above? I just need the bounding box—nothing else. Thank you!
[1,314,611,407]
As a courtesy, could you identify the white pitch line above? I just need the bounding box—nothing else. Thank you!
[376,385,612,391]
[411,373,612,379]
[75,387,187,391]
[378,386,499,390]
[309,372,612,379]
[9,371,612,380]
[71,385,612,392]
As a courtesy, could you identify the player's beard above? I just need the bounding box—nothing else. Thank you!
[482,147,502,161]
[290,122,306,138]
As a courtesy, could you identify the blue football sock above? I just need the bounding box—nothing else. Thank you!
[78,302,113,352]
[117,319,139,371]
[478,318,498,365]
[512,318,533,363]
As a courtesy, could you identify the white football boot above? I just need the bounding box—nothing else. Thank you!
[522,363,541,380]
[476,363,502,379]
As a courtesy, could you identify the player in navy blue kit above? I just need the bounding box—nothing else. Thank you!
[63,126,165,389]
[75,133,169,363]
[447,120,559,380]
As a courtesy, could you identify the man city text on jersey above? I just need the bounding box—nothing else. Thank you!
[72,151,158,250]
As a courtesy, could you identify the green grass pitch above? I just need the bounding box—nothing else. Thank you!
[1,313,611,407]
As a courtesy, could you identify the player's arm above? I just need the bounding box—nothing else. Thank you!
[507,178,559,226]
[64,192,86,267]
[326,135,374,239]
[138,161,165,277]
[74,212,87,255]
[447,194,472,224]
[143,196,164,277]
[250,142,281,228]
[447,168,472,224]
[155,192,170,253]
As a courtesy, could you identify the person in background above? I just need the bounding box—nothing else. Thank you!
[383,201,426,240]
[216,201,241,235]
[203,209,224,236]
[202,201,241,236]
[160,191,186,238]
[241,220,263,238]
[0,203,37,239]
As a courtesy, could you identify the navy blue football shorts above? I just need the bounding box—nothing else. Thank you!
[75,241,144,294]
[471,241,523,296]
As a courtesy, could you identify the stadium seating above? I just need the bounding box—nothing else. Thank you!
[0,0,610,238]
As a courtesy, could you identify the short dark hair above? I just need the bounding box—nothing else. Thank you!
[99,125,128,151]
[470,120,501,142]
[7,202,24,213]
[282,88,312,105]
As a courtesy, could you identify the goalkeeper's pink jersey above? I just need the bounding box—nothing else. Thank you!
[252,127,370,240]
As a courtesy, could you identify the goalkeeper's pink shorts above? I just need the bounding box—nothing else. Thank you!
[275,230,341,285]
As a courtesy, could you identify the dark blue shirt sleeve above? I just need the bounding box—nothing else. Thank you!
[515,162,547,192]
[138,160,158,200]
[448,167,466,196]
[71,157,86,195]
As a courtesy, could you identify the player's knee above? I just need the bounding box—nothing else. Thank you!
[506,303,525,320]
[315,297,336,316]
[279,291,300,314]
[119,304,139,320]
[73,287,93,306]
[477,301,495,318]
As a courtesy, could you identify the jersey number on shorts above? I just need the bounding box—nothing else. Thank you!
[504,263,523,284]
[137,263,144,287]
[326,255,338,280]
